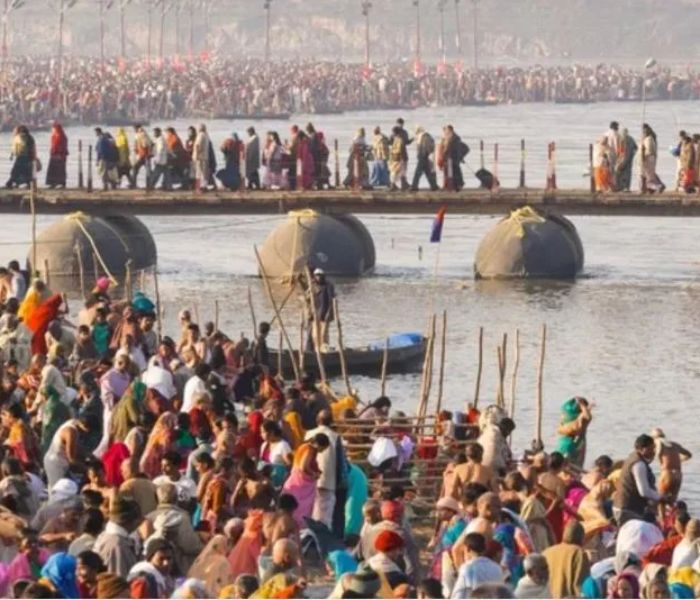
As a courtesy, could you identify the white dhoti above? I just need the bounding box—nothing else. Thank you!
[312,487,336,528]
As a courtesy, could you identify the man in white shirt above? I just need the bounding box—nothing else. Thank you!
[152,450,197,508]
[149,127,172,190]
[451,532,504,599]
[181,363,210,413]
[304,409,338,529]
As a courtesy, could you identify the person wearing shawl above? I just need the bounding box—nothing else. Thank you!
[128,537,176,599]
[608,570,641,598]
[46,123,68,188]
[6,125,35,188]
[543,521,590,599]
[494,522,524,585]
[344,128,370,189]
[114,127,133,187]
[18,279,51,324]
[556,397,592,468]
[140,412,178,479]
[515,553,552,599]
[75,371,103,453]
[262,131,286,190]
[344,462,369,538]
[110,306,143,352]
[1,403,40,469]
[217,133,243,190]
[94,355,132,458]
[411,126,439,191]
[578,479,615,561]
[24,292,65,356]
[188,534,235,597]
[40,384,72,458]
[110,381,147,442]
[39,552,79,599]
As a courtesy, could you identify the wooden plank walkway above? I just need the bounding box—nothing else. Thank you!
[2,188,700,216]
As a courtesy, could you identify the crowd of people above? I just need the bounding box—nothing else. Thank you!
[1,57,699,129]
[6,118,473,192]
[0,258,695,599]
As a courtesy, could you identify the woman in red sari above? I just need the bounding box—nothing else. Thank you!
[24,293,65,356]
[46,123,68,188]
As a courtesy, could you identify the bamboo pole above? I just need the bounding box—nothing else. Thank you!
[299,310,306,374]
[75,242,86,301]
[536,324,547,448]
[193,303,201,327]
[92,252,99,280]
[333,298,352,397]
[214,300,219,331]
[30,185,37,276]
[254,245,300,382]
[270,286,297,327]
[496,346,503,407]
[435,310,447,414]
[140,269,146,291]
[380,337,389,397]
[417,315,436,418]
[473,326,484,409]
[44,259,50,287]
[497,332,507,407]
[277,329,283,378]
[247,285,258,335]
[153,264,163,340]
[304,265,327,389]
[288,217,300,285]
[509,329,520,419]
[424,316,437,408]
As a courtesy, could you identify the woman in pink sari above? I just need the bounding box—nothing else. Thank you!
[281,433,329,528]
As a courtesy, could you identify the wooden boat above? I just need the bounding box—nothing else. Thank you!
[270,334,427,379]
[463,99,499,107]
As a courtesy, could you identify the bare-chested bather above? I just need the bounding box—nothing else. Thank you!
[651,427,692,502]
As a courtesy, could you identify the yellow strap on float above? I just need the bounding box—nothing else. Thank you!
[65,212,119,285]
[509,206,546,238]
[288,209,318,218]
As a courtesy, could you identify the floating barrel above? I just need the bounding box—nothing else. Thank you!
[259,210,375,278]
[28,213,157,293]
[474,207,584,279]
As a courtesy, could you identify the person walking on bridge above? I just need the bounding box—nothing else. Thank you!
[411,126,439,191]
[245,127,261,190]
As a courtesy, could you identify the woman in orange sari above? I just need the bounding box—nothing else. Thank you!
[139,412,178,478]
[227,508,264,580]
[1,402,40,469]
[24,293,65,356]
[46,123,68,188]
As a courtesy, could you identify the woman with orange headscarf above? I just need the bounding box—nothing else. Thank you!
[24,293,65,356]
[46,123,68,188]
[139,411,178,478]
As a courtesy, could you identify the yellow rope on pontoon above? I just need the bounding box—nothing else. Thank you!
[288,209,318,218]
[65,212,119,285]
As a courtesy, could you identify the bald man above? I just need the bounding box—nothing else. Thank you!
[260,539,300,585]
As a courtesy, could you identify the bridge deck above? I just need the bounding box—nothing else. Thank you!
[1,188,699,216]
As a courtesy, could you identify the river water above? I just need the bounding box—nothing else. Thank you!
[1,101,699,504]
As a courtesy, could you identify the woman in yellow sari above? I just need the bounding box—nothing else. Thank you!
[18,280,52,325]
[578,479,614,561]
[283,390,305,450]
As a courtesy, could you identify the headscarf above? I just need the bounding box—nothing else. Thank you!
[41,553,79,599]
[95,277,110,293]
[40,384,72,456]
[188,535,234,596]
[374,529,404,553]
[50,123,67,157]
[609,571,640,599]
[639,564,667,599]
[50,478,79,503]
[140,412,178,478]
[171,578,211,599]
[25,293,63,354]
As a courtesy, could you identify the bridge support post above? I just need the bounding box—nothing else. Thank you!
[545,142,557,192]
[492,143,500,192]
[334,139,340,190]
[589,143,595,193]
[78,140,84,189]
[519,139,525,188]
[87,145,93,193]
